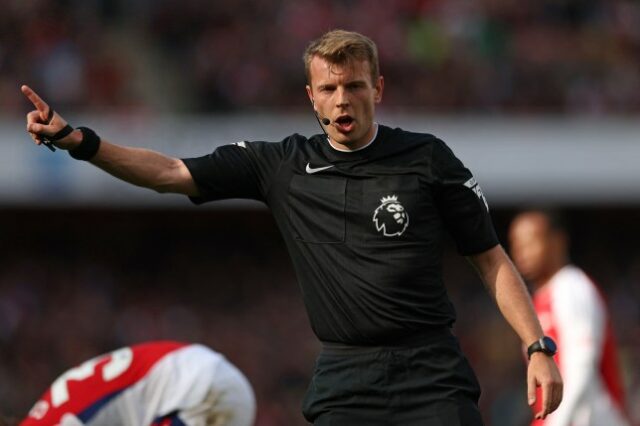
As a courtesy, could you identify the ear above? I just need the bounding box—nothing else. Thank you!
[374,76,384,104]
[306,85,315,109]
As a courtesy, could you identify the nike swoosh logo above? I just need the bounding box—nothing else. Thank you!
[306,163,334,174]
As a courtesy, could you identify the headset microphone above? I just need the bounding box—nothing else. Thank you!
[312,103,331,135]
[311,98,331,134]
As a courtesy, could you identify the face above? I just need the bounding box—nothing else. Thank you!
[306,56,384,150]
[509,213,554,284]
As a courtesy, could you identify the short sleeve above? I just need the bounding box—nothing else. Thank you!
[182,139,287,204]
[431,139,498,255]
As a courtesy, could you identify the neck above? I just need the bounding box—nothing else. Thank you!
[329,123,378,152]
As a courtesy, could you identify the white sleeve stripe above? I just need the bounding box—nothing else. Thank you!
[547,265,606,425]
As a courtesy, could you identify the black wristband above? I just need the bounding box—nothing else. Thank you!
[69,127,101,161]
[43,124,74,142]
[37,109,73,152]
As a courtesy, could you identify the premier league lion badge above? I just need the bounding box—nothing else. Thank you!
[373,195,409,237]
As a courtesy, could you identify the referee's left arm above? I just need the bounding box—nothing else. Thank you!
[468,245,564,421]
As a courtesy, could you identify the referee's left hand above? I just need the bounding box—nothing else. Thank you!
[527,352,563,419]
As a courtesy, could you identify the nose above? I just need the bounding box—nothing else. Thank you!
[335,86,350,108]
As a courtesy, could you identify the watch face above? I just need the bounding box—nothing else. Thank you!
[542,336,557,354]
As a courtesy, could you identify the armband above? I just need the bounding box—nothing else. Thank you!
[69,127,101,161]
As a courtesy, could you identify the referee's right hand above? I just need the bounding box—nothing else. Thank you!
[21,84,82,150]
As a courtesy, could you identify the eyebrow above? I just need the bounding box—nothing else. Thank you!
[316,79,368,90]
[317,83,335,90]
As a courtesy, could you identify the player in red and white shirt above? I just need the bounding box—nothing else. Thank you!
[20,341,256,426]
[509,210,629,426]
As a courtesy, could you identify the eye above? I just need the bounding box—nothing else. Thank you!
[347,82,366,91]
[318,85,335,93]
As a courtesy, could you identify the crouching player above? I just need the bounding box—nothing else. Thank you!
[19,341,256,426]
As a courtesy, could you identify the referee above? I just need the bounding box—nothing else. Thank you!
[23,30,562,425]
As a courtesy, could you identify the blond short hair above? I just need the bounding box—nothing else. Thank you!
[303,29,380,85]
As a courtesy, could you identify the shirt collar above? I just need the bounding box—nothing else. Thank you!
[327,123,379,153]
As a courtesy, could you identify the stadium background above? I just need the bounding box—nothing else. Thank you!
[1,0,639,425]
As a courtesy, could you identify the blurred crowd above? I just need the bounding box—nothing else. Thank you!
[2,0,639,114]
[0,208,638,425]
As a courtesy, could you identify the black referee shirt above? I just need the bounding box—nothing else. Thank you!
[183,124,498,345]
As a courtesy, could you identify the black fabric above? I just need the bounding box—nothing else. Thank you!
[40,123,73,153]
[46,124,74,141]
[182,125,499,344]
[38,109,61,151]
[302,329,484,425]
[69,127,101,161]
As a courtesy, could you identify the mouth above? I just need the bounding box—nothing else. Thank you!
[334,115,355,133]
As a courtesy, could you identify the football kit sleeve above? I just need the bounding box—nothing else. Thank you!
[430,139,498,255]
[547,270,605,426]
[182,139,287,203]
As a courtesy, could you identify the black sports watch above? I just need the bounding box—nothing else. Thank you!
[527,336,557,359]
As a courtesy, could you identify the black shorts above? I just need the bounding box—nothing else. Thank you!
[302,329,484,425]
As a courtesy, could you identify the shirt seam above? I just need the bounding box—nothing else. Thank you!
[262,138,289,202]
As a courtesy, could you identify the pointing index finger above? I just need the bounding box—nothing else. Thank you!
[21,85,50,119]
